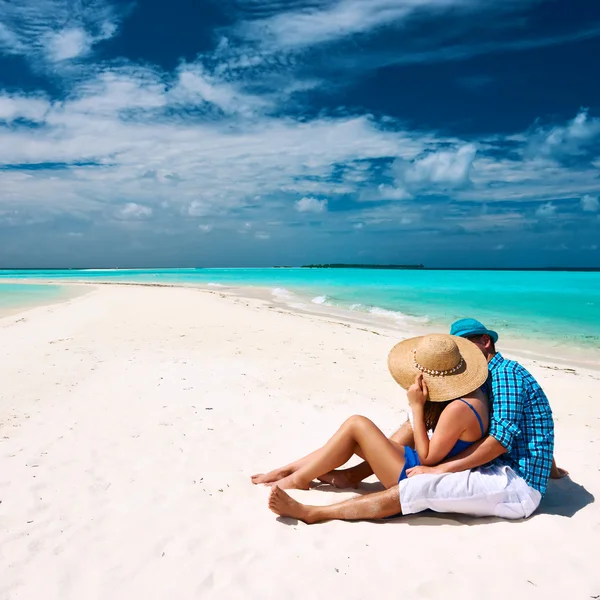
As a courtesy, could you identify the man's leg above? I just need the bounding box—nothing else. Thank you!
[269,485,402,523]
[270,464,541,524]
[319,419,414,488]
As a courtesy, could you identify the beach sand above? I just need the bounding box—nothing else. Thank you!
[1,284,598,599]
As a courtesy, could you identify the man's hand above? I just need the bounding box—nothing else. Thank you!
[406,464,445,477]
[407,373,429,409]
[550,460,569,479]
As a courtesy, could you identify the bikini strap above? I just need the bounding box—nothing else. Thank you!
[457,399,485,436]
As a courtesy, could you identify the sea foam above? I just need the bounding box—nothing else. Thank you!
[311,295,332,305]
[271,287,295,300]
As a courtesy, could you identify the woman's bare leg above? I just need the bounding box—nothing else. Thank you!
[251,419,373,485]
[271,416,406,490]
[251,448,329,484]
[319,420,414,488]
[252,443,369,485]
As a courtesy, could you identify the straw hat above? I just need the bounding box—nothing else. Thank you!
[387,334,489,402]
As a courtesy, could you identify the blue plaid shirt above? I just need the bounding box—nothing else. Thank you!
[488,353,554,495]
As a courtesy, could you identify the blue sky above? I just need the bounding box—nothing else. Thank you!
[0,0,599,268]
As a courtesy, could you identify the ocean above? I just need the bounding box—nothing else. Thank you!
[0,282,80,317]
[1,269,599,356]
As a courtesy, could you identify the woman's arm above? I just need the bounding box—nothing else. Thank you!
[408,375,467,466]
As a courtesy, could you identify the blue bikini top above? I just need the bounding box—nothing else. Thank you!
[445,398,486,459]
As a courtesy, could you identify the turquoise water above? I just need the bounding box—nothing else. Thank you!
[0,269,599,349]
[0,283,75,316]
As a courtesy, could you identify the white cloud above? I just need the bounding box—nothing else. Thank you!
[228,0,590,81]
[0,0,121,66]
[0,31,599,246]
[446,211,530,233]
[0,21,21,51]
[198,224,213,233]
[295,197,328,213]
[188,201,211,217]
[1,79,599,235]
[255,231,270,240]
[64,68,167,115]
[528,109,600,160]
[46,27,91,61]
[116,203,153,220]
[402,144,477,188]
[0,72,410,224]
[378,184,412,200]
[535,202,556,218]
[171,64,268,116]
[0,94,50,122]
[238,0,485,51]
[581,194,599,212]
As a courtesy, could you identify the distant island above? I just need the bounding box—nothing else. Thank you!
[301,264,425,270]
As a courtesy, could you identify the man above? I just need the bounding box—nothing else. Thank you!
[269,318,564,523]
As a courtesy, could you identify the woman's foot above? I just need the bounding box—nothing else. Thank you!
[269,486,317,523]
[251,467,293,485]
[318,470,360,489]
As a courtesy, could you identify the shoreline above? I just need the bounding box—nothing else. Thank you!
[2,278,599,372]
[0,283,92,320]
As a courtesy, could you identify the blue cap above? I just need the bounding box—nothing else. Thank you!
[450,318,499,343]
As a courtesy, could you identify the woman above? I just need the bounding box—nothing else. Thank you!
[251,333,489,490]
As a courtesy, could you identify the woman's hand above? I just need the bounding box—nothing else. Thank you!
[407,373,429,409]
[406,464,444,477]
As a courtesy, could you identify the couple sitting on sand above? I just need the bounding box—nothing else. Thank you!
[252,318,566,523]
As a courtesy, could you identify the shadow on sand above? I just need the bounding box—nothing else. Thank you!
[537,476,594,517]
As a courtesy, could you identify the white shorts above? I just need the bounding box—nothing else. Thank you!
[398,464,542,520]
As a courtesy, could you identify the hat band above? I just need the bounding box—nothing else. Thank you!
[412,349,464,377]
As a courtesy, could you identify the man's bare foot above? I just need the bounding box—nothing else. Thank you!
[318,470,360,489]
[550,465,569,479]
[251,467,292,485]
[267,473,310,490]
[269,486,317,523]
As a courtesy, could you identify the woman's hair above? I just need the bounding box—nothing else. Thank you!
[423,399,453,431]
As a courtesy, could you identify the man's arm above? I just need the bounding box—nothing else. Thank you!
[409,367,523,477]
[407,435,506,476]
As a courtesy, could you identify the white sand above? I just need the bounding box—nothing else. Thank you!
[1,285,599,600]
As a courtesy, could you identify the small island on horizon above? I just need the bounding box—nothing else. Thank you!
[294,265,599,271]
[300,263,426,270]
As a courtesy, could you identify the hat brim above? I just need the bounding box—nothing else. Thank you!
[487,329,499,343]
[388,335,489,402]
[462,329,498,344]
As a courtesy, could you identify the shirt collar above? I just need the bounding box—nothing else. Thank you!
[488,352,504,370]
